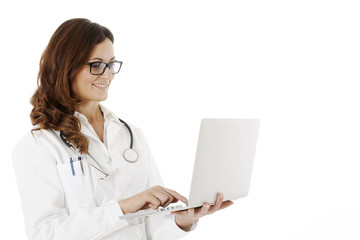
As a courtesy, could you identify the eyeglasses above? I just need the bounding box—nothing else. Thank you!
[85,61,123,75]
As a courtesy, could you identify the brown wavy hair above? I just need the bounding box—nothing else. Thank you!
[30,18,114,153]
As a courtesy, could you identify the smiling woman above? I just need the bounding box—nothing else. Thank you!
[12,18,232,240]
[30,18,115,153]
[70,38,119,142]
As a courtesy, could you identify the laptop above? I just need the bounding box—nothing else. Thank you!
[119,118,260,220]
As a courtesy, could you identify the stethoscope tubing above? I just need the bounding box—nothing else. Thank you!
[58,118,138,178]
[118,118,134,148]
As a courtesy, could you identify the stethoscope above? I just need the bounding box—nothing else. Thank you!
[59,118,138,178]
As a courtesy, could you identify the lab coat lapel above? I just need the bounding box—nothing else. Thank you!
[106,120,129,170]
[86,134,118,206]
[98,105,125,169]
[76,111,113,169]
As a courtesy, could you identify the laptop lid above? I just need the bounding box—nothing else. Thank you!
[188,119,260,207]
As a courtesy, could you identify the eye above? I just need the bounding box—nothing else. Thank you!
[91,62,104,69]
[109,62,116,68]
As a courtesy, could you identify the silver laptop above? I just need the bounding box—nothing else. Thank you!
[119,119,260,220]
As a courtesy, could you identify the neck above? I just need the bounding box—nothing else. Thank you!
[75,101,103,124]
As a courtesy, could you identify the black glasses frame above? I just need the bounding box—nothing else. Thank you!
[84,60,123,75]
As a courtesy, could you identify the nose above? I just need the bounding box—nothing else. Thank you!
[100,66,113,79]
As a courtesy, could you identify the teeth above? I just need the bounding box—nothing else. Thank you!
[93,83,108,87]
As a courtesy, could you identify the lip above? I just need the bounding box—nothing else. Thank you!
[92,82,109,90]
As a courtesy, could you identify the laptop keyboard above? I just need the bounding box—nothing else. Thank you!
[119,204,187,220]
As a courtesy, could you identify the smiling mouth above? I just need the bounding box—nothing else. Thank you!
[92,83,109,89]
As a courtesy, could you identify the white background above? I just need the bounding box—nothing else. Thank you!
[1,0,360,239]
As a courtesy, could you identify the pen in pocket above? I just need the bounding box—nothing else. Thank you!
[70,157,75,176]
[78,156,84,175]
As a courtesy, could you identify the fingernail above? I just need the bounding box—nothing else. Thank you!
[219,192,223,198]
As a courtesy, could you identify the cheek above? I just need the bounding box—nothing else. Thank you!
[72,70,95,97]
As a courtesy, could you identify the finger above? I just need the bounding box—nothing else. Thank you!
[219,200,234,210]
[163,187,188,204]
[149,186,175,207]
[187,208,195,217]
[212,192,223,211]
[171,208,194,217]
[199,202,211,216]
[147,196,161,209]
[162,187,188,204]
[200,194,221,215]
[160,190,178,207]
[153,190,174,207]
[208,194,229,214]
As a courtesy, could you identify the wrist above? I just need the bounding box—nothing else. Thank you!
[174,216,195,231]
[118,199,129,215]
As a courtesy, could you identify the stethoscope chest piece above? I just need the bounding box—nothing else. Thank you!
[123,148,138,163]
[59,117,139,179]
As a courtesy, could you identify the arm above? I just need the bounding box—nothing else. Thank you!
[144,156,196,240]
[139,129,233,238]
[12,133,127,240]
[138,130,198,239]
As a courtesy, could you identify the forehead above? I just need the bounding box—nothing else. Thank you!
[89,38,114,61]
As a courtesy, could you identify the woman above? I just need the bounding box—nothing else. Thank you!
[12,18,233,239]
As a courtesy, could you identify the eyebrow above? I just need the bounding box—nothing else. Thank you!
[89,57,116,61]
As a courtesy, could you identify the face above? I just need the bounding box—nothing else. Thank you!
[72,38,115,104]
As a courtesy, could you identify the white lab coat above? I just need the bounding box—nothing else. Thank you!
[12,105,196,240]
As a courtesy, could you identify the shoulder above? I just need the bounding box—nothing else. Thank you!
[12,129,60,167]
[13,128,57,149]
[13,130,44,152]
[122,121,148,144]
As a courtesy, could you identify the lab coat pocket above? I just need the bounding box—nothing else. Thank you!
[57,159,96,210]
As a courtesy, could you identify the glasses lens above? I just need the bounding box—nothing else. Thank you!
[90,62,106,75]
[89,61,122,75]
[109,62,121,74]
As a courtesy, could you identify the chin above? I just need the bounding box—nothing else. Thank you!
[98,97,108,102]
[96,93,109,101]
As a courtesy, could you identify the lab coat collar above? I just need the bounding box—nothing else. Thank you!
[73,110,87,122]
[99,104,119,122]
[73,104,118,123]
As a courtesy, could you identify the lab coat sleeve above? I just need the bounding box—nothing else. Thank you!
[12,133,127,240]
[135,130,198,240]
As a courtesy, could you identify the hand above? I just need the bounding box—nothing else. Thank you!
[171,192,234,230]
[118,185,188,215]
